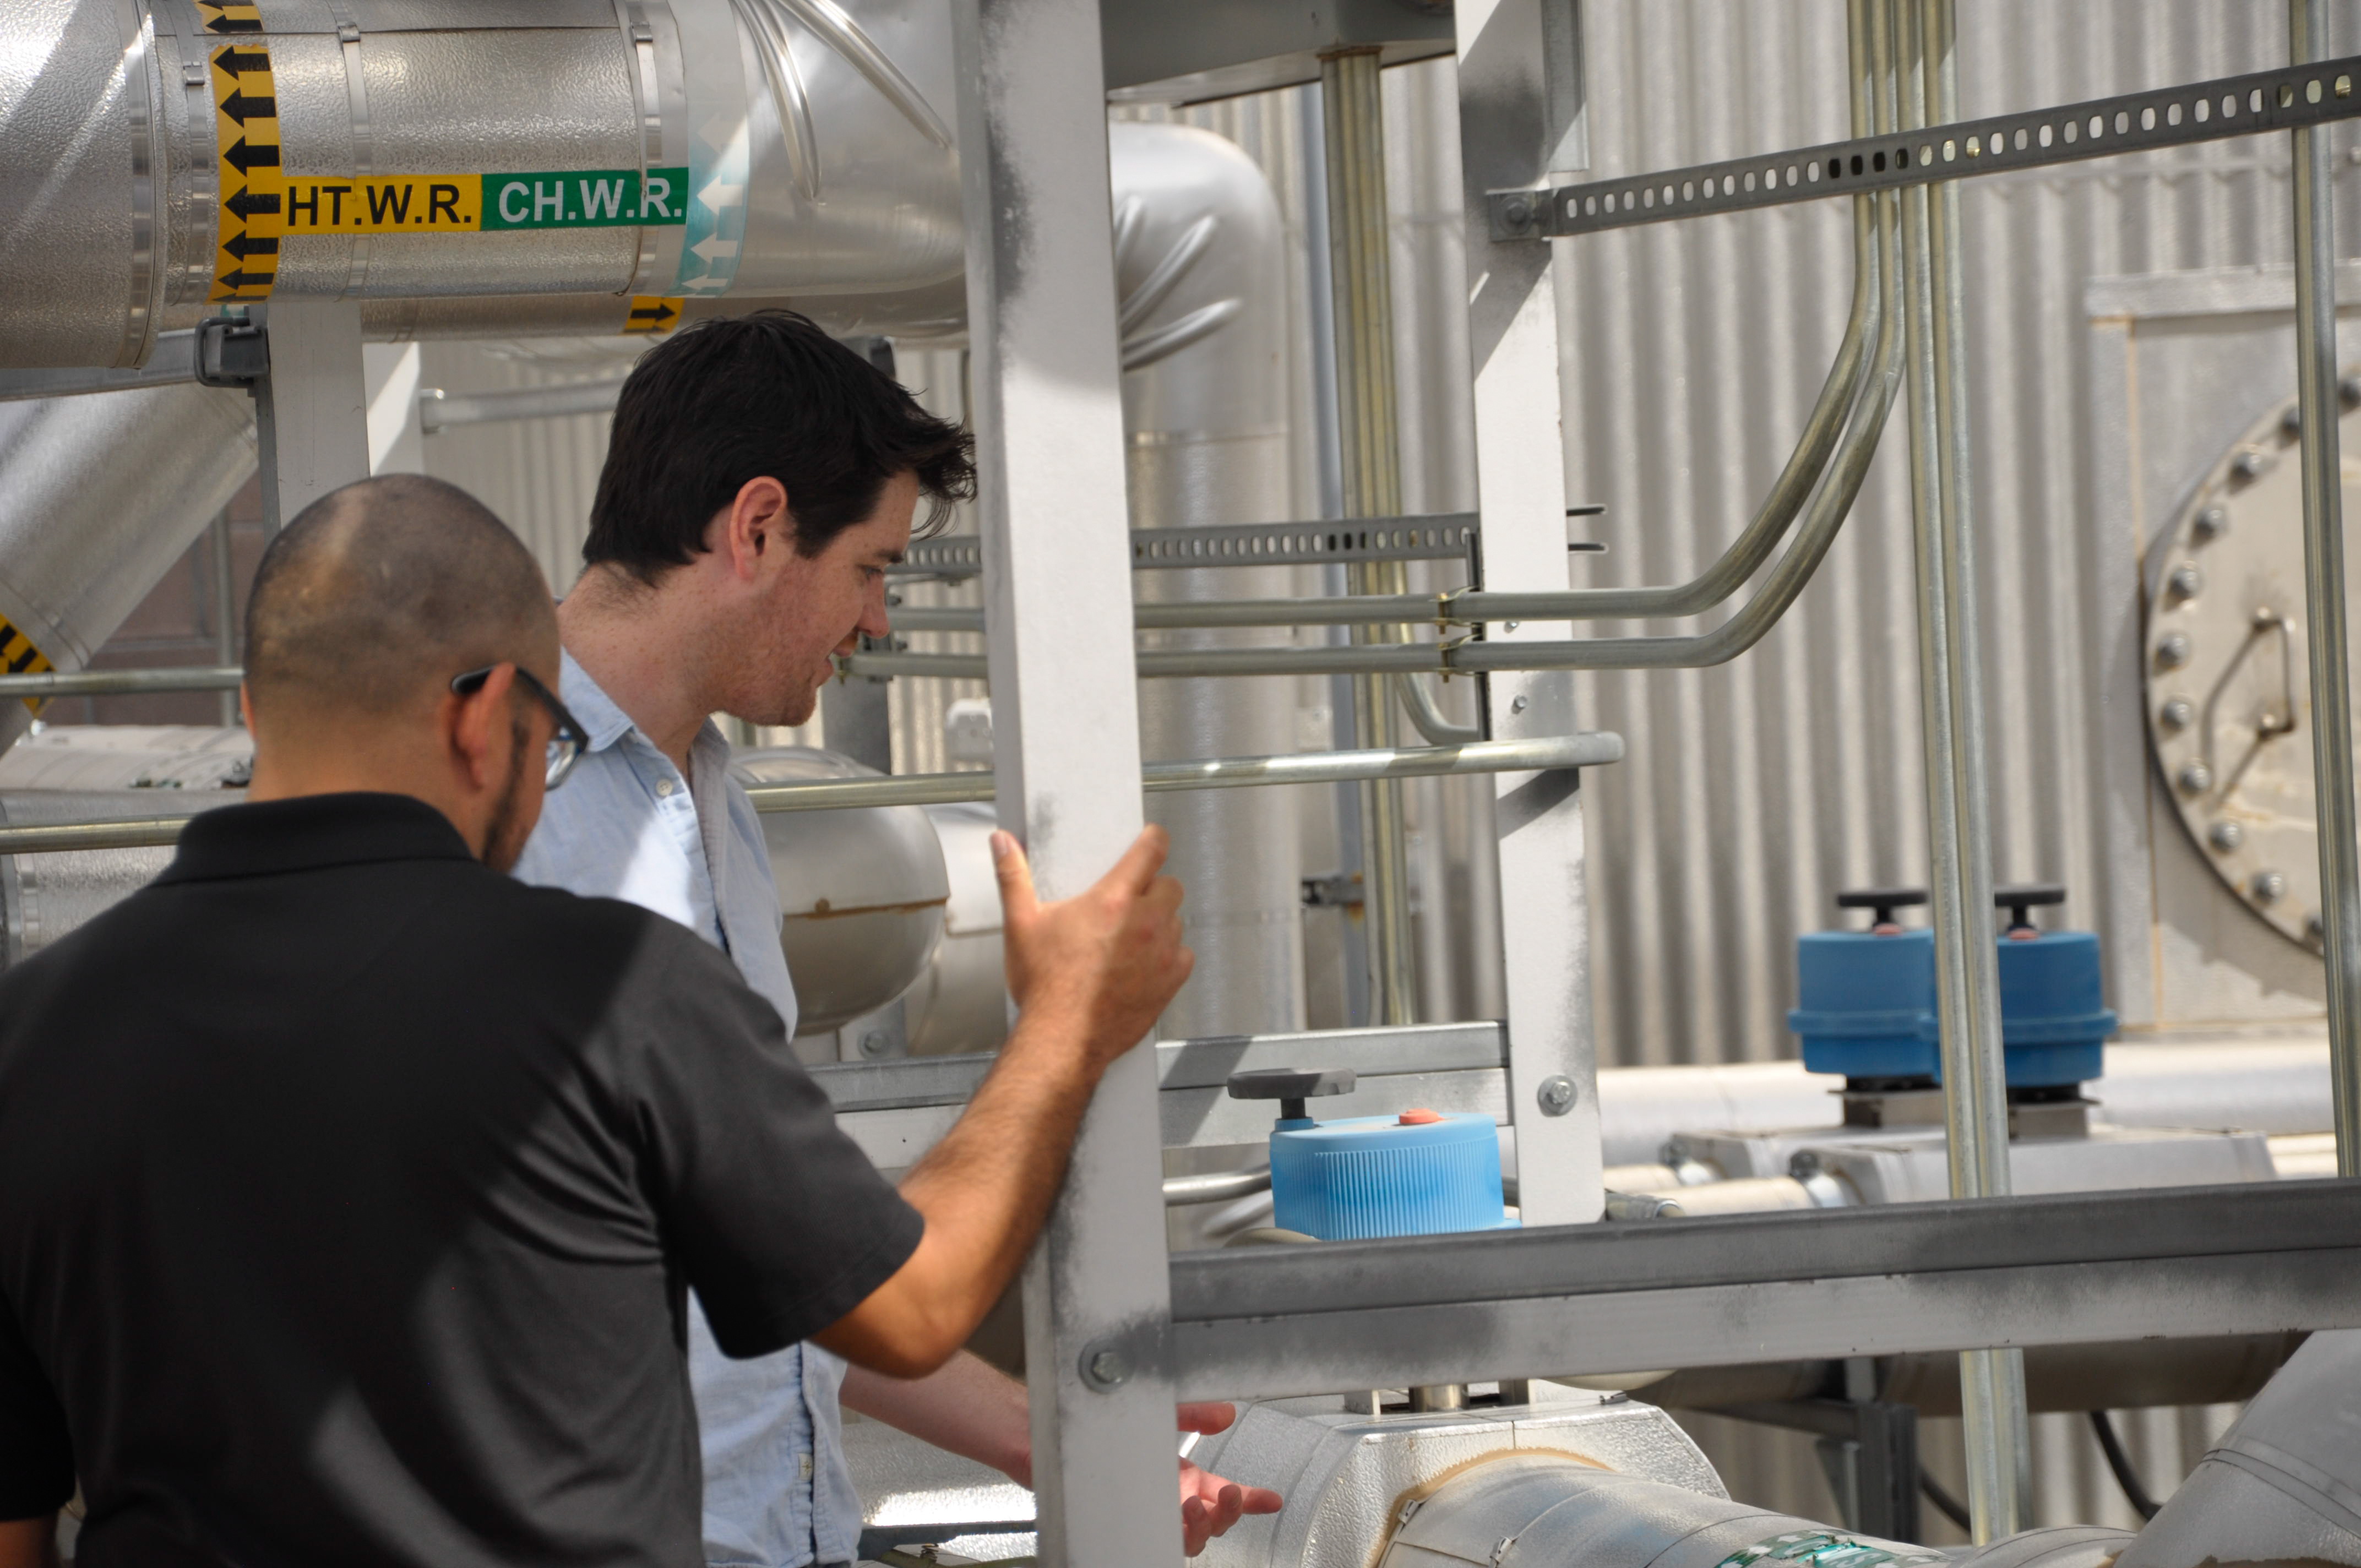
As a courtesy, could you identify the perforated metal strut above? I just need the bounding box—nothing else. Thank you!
[1490,55,2361,241]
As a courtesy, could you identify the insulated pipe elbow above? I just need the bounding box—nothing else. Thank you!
[2114,1326,2361,1567]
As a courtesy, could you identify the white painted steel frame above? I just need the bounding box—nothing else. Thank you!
[1456,0,1602,1227]
[947,0,1182,1560]
[252,300,369,531]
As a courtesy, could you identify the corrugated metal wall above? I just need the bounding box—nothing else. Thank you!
[1566,0,2361,1066]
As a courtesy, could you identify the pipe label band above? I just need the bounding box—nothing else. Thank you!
[208,42,282,302]
[273,170,692,235]
[623,297,684,334]
[0,618,56,716]
[1718,1532,1947,1568]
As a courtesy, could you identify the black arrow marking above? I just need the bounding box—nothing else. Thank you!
[214,268,274,291]
[202,11,262,34]
[218,91,276,126]
[211,47,268,78]
[222,138,279,175]
[628,302,679,326]
[224,185,280,220]
[220,232,279,260]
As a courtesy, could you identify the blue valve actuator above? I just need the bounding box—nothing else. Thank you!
[1787,884,2116,1088]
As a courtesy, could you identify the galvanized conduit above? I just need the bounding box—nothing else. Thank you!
[842,184,1900,685]
[0,732,1620,857]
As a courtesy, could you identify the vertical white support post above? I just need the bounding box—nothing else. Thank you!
[1455,0,1602,1226]
[949,1,1180,1562]
[254,299,368,530]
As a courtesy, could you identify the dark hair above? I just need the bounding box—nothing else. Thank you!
[583,310,974,583]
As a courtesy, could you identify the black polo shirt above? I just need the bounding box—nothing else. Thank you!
[0,792,922,1568]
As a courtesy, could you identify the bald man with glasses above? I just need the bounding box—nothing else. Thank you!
[0,475,1197,1568]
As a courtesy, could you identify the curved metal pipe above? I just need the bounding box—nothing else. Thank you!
[1394,671,1481,745]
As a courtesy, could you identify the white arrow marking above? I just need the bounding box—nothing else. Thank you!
[691,235,739,262]
[697,181,745,214]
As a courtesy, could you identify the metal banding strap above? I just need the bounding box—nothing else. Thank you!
[327,1,374,298]
[670,0,751,295]
[205,35,280,302]
[113,0,160,368]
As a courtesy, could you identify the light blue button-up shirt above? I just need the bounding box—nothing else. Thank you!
[513,650,864,1568]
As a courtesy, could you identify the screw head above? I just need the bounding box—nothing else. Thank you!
[2177,761,2213,795]
[1504,620,1521,631]
[2341,376,2361,409]
[1537,1074,1577,1115]
[2158,696,2194,731]
[2251,869,2288,904]
[2209,819,2244,852]
[2232,449,2270,481]
[859,1030,893,1058]
[2154,631,2193,669]
[2167,564,2203,600]
[1081,1345,1131,1391]
[2193,505,2229,542]
[1789,1150,1824,1180]
[2283,405,2306,436]
[1509,694,1528,714]
[1502,196,1532,226]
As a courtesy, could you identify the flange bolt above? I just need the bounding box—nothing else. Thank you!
[1536,1075,1577,1117]
[2167,564,2202,600]
[2251,870,2287,905]
[2193,504,2229,542]
[2154,631,2192,669]
[2177,761,2212,795]
[2209,820,2243,852]
[1080,1344,1131,1392]
[2158,696,2194,731]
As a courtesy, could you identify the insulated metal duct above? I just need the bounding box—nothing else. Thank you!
[0,0,962,367]
[2116,1326,2361,1567]
[0,790,197,967]
[0,385,257,753]
[1116,120,1305,1040]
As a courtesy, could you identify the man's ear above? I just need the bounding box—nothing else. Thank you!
[723,477,791,576]
[449,664,516,790]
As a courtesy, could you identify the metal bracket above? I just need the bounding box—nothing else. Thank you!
[192,315,268,389]
[1492,53,2361,241]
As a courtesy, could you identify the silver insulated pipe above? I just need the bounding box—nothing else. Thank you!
[1114,121,1305,1039]
[0,385,257,752]
[0,0,963,367]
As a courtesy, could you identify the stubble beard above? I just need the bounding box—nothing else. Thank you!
[481,714,536,874]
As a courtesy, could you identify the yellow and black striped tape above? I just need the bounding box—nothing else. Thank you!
[0,616,56,716]
[208,41,281,303]
[623,296,684,334]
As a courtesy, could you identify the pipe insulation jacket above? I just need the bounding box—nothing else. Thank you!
[0,385,258,752]
[0,0,964,368]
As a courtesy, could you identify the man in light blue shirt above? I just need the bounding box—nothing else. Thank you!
[516,312,1280,1567]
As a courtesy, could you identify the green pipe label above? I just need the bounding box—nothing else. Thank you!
[1720,1531,1949,1568]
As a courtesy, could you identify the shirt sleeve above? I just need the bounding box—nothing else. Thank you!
[0,1290,73,1520]
[610,919,924,1360]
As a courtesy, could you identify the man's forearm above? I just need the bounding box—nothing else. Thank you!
[840,1352,1033,1486]
[814,1009,1117,1371]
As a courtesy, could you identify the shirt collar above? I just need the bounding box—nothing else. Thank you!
[558,646,734,768]
[156,793,476,885]
[557,647,639,753]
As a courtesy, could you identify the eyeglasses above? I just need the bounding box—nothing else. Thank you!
[450,664,591,790]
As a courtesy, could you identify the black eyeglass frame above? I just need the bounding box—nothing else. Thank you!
[450,663,591,790]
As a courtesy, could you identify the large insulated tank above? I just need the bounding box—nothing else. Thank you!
[729,747,949,1034]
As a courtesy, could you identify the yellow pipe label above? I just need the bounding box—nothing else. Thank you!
[0,616,57,717]
[208,42,282,302]
[623,296,685,334]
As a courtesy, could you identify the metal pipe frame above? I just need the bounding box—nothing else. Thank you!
[1161,1179,2361,1402]
[416,379,631,434]
[0,733,1622,856]
[1891,0,2026,1534]
[2289,0,2361,1180]
[1321,45,1418,1029]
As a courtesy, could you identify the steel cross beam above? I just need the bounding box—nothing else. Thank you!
[1491,53,2361,242]
[1163,1180,2361,1402]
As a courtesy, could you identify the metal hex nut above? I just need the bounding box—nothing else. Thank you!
[1080,1344,1130,1392]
